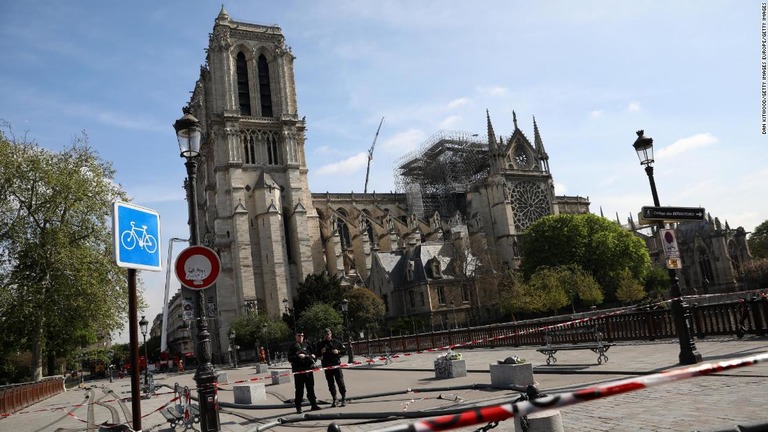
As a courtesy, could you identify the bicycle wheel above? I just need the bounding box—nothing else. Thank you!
[143,235,158,253]
[121,231,137,250]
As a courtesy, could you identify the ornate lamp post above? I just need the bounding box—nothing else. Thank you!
[450,300,458,329]
[633,130,702,365]
[340,298,353,363]
[174,110,220,431]
[228,329,237,368]
[262,323,270,366]
[139,316,149,386]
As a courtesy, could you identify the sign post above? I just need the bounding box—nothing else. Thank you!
[111,201,163,432]
[641,206,705,222]
[174,246,221,290]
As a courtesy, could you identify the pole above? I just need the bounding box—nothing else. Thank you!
[644,165,702,365]
[143,332,149,386]
[185,158,221,431]
[263,324,270,366]
[127,269,142,431]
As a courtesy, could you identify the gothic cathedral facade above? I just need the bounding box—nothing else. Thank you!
[171,9,751,360]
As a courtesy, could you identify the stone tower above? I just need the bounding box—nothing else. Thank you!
[471,111,557,268]
[185,7,324,355]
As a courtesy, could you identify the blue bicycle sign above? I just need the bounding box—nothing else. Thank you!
[112,201,162,271]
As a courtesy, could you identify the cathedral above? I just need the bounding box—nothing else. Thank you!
[168,8,750,359]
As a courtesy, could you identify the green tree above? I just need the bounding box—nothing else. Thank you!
[296,303,343,342]
[737,258,768,290]
[748,220,768,259]
[293,272,346,319]
[0,126,129,381]
[615,269,647,304]
[346,287,386,340]
[525,266,570,315]
[519,213,650,299]
[644,265,669,300]
[228,313,291,354]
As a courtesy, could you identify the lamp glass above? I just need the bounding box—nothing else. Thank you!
[139,316,148,336]
[173,113,201,159]
[632,132,654,165]
[341,298,348,312]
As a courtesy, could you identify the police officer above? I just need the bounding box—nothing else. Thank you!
[316,328,347,407]
[287,330,321,413]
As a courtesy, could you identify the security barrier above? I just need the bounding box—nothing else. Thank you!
[0,375,64,415]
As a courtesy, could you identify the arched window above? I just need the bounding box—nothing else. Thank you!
[257,54,273,117]
[236,52,251,116]
[267,134,281,165]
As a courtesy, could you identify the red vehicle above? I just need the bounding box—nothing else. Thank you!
[123,355,147,374]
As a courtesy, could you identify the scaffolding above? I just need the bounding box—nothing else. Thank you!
[394,130,489,221]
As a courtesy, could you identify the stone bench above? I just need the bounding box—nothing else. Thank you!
[434,358,467,379]
[271,369,292,385]
[489,362,534,388]
[233,383,266,404]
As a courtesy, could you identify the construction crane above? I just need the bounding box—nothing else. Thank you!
[364,117,385,193]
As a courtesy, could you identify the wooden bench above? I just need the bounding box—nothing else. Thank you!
[161,383,200,429]
[536,325,613,365]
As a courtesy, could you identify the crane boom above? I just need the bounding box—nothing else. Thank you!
[364,116,385,193]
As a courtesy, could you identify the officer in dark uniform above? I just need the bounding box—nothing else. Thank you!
[316,328,347,407]
[287,330,321,413]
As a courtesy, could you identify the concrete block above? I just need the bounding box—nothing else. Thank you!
[216,372,229,384]
[489,363,534,388]
[434,359,467,379]
[271,370,292,385]
[514,410,563,432]
[254,363,270,374]
[233,383,266,404]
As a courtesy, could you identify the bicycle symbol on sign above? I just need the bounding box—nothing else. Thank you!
[120,221,158,253]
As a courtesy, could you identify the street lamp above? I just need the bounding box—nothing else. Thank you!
[262,323,270,366]
[340,298,353,363]
[451,300,457,329]
[174,110,220,431]
[139,315,149,387]
[633,130,702,365]
[283,297,295,332]
[227,329,237,368]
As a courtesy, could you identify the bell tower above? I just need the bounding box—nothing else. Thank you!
[185,7,323,358]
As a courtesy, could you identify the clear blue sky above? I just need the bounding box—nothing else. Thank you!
[1,1,764,343]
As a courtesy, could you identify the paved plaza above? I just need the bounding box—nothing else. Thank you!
[3,336,768,432]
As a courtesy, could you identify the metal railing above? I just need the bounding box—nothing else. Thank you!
[351,295,768,356]
[0,376,65,415]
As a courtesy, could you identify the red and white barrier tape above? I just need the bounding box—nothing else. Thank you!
[372,351,768,432]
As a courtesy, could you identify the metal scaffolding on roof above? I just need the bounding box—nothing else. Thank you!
[394,130,489,221]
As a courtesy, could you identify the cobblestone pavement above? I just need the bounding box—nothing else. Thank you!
[3,336,767,432]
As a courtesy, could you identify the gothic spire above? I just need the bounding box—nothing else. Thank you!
[533,116,548,159]
[600,206,604,218]
[219,4,229,18]
[486,109,497,153]
[615,211,620,224]
[512,110,518,130]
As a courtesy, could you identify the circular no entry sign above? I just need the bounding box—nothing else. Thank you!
[175,245,221,290]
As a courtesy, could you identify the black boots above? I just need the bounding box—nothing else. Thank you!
[339,397,346,407]
[310,404,322,411]
[331,399,337,407]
